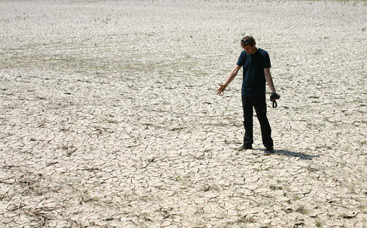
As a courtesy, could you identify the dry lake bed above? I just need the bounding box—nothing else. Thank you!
[1,0,367,227]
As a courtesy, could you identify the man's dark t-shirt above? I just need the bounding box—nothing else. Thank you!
[236,48,271,96]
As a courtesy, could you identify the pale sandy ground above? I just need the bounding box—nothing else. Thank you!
[1,0,367,227]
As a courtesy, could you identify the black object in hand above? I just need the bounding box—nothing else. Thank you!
[270,92,280,108]
[270,92,280,101]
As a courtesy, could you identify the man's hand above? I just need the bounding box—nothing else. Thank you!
[270,92,280,101]
[216,84,226,95]
[270,92,280,108]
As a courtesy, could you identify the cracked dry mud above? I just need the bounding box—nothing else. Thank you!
[1,0,367,227]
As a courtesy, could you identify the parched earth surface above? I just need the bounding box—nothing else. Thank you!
[1,0,367,227]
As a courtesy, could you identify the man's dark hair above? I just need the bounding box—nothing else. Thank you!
[241,36,256,46]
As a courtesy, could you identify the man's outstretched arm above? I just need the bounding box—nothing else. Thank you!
[216,65,241,95]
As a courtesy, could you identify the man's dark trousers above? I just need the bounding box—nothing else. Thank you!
[242,95,273,147]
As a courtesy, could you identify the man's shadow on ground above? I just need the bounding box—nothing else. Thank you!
[273,149,319,160]
[253,148,319,160]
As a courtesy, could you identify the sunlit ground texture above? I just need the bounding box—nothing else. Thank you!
[1,0,367,227]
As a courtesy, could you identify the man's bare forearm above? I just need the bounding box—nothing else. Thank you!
[224,65,241,87]
[224,72,237,87]
[266,75,276,93]
[264,68,276,93]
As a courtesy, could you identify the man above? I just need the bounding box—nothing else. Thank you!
[216,36,279,154]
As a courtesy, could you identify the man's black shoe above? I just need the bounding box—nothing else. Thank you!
[237,144,252,151]
[264,146,275,154]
